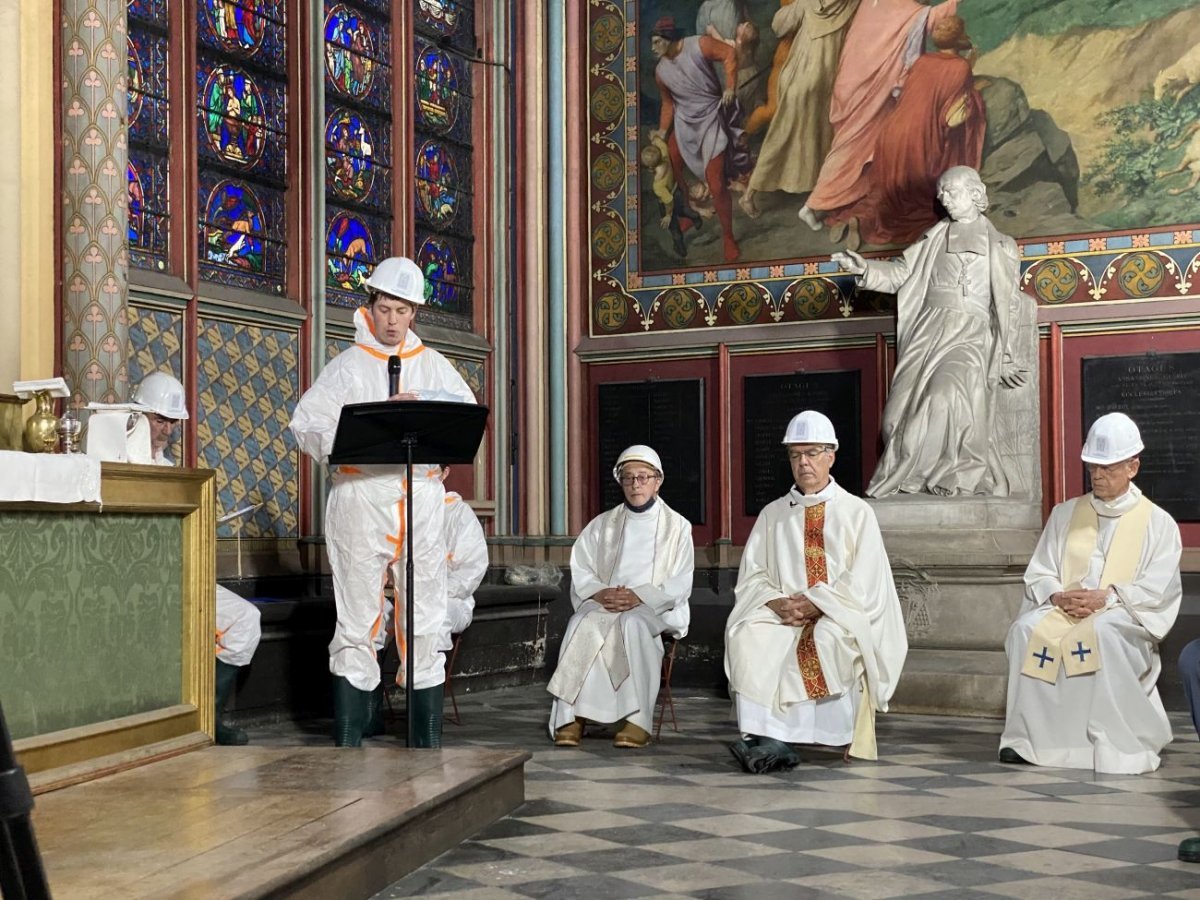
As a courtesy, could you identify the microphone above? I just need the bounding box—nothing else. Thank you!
[387,355,401,397]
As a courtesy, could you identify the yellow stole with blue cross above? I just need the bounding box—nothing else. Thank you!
[1021,494,1151,684]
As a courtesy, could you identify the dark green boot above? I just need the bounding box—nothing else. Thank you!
[411,684,444,748]
[363,683,385,738]
[1179,836,1200,863]
[333,675,368,747]
[214,660,249,746]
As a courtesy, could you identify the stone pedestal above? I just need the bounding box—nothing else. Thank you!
[872,496,1041,717]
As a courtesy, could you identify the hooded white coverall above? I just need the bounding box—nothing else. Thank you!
[290,308,476,691]
[153,451,262,667]
[439,491,489,650]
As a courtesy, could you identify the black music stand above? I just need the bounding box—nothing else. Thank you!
[329,400,488,748]
[0,700,50,900]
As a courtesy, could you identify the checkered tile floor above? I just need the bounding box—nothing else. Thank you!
[362,685,1200,899]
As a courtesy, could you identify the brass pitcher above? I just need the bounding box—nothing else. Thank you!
[23,390,60,453]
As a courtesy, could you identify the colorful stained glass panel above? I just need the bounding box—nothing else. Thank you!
[325,208,392,307]
[416,231,473,318]
[128,30,169,147]
[196,59,287,179]
[199,175,286,292]
[128,153,169,269]
[198,0,287,66]
[415,139,473,232]
[414,45,466,137]
[325,107,393,209]
[324,3,392,112]
[127,0,167,26]
[415,0,475,52]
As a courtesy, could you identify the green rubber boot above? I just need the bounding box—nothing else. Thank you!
[411,684,444,749]
[214,660,249,746]
[363,683,385,738]
[332,675,368,747]
[1179,836,1200,863]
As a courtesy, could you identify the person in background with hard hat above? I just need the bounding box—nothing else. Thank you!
[132,371,261,746]
[999,412,1181,774]
[289,256,476,749]
[547,445,694,749]
[132,370,189,465]
[725,411,907,773]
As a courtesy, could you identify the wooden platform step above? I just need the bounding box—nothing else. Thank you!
[33,745,529,899]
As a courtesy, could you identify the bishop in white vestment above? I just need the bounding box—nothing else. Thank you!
[1000,413,1182,774]
[547,446,694,748]
[725,411,908,772]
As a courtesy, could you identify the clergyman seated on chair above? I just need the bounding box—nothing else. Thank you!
[547,445,694,749]
[999,412,1182,774]
[725,411,908,774]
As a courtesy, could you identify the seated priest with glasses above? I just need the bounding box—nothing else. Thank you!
[725,411,908,773]
[547,445,694,749]
[1000,412,1182,774]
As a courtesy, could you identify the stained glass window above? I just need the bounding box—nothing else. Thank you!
[197,1,289,293]
[413,0,476,327]
[127,0,170,271]
[324,0,393,308]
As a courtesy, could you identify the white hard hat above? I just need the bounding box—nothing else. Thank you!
[364,256,426,305]
[132,371,188,420]
[781,410,837,448]
[612,444,663,483]
[1081,412,1143,465]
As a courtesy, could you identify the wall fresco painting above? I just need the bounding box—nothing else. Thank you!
[588,0,1200,335]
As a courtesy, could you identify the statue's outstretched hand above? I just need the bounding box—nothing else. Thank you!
[831,249,866,274]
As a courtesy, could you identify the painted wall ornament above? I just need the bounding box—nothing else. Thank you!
[586,1,1200,336]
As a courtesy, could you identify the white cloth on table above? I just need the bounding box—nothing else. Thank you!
[0,450,101,504]
[548,499,694,736]
[725,479,907,759]
[289,307,476,691]
[216,584,261,667]
[1000,484,1182,773]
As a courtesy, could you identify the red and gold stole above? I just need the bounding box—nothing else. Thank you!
[796,502,830,700]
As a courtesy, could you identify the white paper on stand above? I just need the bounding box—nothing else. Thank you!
[86,411,132,462]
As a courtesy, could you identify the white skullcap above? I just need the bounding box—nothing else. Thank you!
[781,410,838,448]
[612,444,663,483]
[1081,412,1143,465]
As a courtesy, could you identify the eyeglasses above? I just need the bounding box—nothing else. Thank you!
[788,448,831,461]
[1085,459,1135,475]
[619,474,660,486]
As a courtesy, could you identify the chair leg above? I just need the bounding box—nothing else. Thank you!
[444,633,463,726]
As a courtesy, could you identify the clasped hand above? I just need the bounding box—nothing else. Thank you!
[1051,588,1108,619]
[594,586,641,613]
[767,593,821,626]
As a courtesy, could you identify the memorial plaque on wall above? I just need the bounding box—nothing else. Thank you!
[1082,351,1200,521]
[597,379,705,524]
[743,371,862,516]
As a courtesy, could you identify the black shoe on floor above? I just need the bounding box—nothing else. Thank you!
[998,747,1031,765]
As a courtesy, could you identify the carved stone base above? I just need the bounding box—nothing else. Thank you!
[871,495,1042,717]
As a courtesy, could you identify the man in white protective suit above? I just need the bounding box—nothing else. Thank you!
[289,257,476,747]
[999,412,1182,774]
[438,465,489,652]
[133,371,262,746]
[725,411,907,773]
[547,445,694,749]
